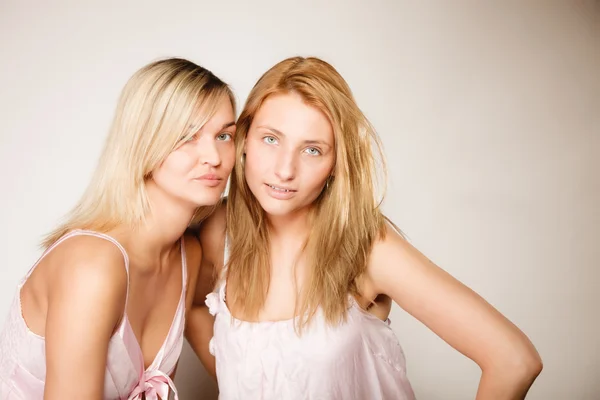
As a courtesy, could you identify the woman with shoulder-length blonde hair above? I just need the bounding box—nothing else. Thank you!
[0,57,237,400]
[187,56,542,399]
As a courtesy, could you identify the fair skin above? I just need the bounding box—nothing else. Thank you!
[188,92,542,398]
[20,96,236,399]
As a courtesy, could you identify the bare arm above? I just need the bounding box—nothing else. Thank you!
[367,224,542,400]
[184,205,227,380]
[185,258,218,380]
[44,237,127,400]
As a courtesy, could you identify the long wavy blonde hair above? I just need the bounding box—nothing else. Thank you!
[43,58,235,248]
[226,56,390,330]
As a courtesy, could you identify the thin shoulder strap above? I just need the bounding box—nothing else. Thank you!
[76,229,131,273]
[75,230,131,307]
[23,230,79,281]
[180,236,187,297]
[24,229,131,305]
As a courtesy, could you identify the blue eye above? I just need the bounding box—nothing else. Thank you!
[217,133,232,141]
[263,136,278,145]
[304,147,321,156]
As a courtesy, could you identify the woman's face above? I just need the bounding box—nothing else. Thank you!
[152,95,237,208]
[244,92,335,219]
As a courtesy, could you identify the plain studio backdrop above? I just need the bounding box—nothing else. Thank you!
[0,1,598,399]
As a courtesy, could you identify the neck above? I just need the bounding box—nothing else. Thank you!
[114,181,197,268]
[267,207,311,247]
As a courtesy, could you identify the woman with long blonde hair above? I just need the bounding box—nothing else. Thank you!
[0,57,237,400]
[187,56,542,399]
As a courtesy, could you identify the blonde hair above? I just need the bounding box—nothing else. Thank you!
[43,57,235,248]
[226,56,390,331]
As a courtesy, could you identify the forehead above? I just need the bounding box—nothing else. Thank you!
[195,95,235,130]
[253,92,333,142]
[209,95,235,121]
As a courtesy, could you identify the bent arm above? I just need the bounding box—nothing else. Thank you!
[185,209,226,380]
[368,224,542,399]
[185,252,219,380]
[186,302,217,380]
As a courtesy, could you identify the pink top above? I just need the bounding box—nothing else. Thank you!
[0,229,187,400]
[206,243,416,400]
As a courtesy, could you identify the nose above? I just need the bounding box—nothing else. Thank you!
[274,148,296,181]
[196,136,221,167]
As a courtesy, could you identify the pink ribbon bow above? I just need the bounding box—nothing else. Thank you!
[128,369,179,400]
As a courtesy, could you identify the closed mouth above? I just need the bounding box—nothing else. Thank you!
[196,174,222,181]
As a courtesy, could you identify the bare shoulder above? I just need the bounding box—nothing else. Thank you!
[366,221,427,292]
[183,231,203,296]
[183,231,202,269]
[187,203,227,306]
[369,222,411,264]
[45,234,128,316]
[197,202,227,269]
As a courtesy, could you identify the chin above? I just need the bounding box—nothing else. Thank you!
[257,197,305,218]
[188,193,224,207]
[261,205,292,217]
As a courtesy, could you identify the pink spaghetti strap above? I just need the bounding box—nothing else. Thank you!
[180,236,187,294]
[22,229,131,305]
[1,229,188,400]
[23,230,77,280]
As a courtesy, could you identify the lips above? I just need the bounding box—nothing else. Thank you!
[266,184,296,193]
[196,173,221,181]
[193,173,223,187]
[264,183,297,200]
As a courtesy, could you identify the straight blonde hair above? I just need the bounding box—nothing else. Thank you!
[226,56,390,331]
[43,58,235,248]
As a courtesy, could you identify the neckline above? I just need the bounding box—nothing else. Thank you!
[218,280,390,329]
[126,236,187,371]
[219,236,387,327]
[219,282,297,325]
[73,230,188,372]
[17,229,188,373]
[219,238,295,325]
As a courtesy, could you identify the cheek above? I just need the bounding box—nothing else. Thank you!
[244,142,269,182]
[303,159,334,191]
[156,150,197,181]
[244,155,261,187]
[219,144,236,172]
[307,170,329,192]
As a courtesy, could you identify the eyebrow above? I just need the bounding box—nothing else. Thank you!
[257,125,331,148]
[258,125,285,137]
[304,140,331,148]
[188,121,236,133]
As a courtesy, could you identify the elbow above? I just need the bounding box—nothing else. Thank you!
[482,345,543,386]
[510,351,543,383]
[522,351,543,381]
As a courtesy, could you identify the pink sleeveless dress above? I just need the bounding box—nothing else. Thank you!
[0,229,187,400]
[206,243,416,400]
